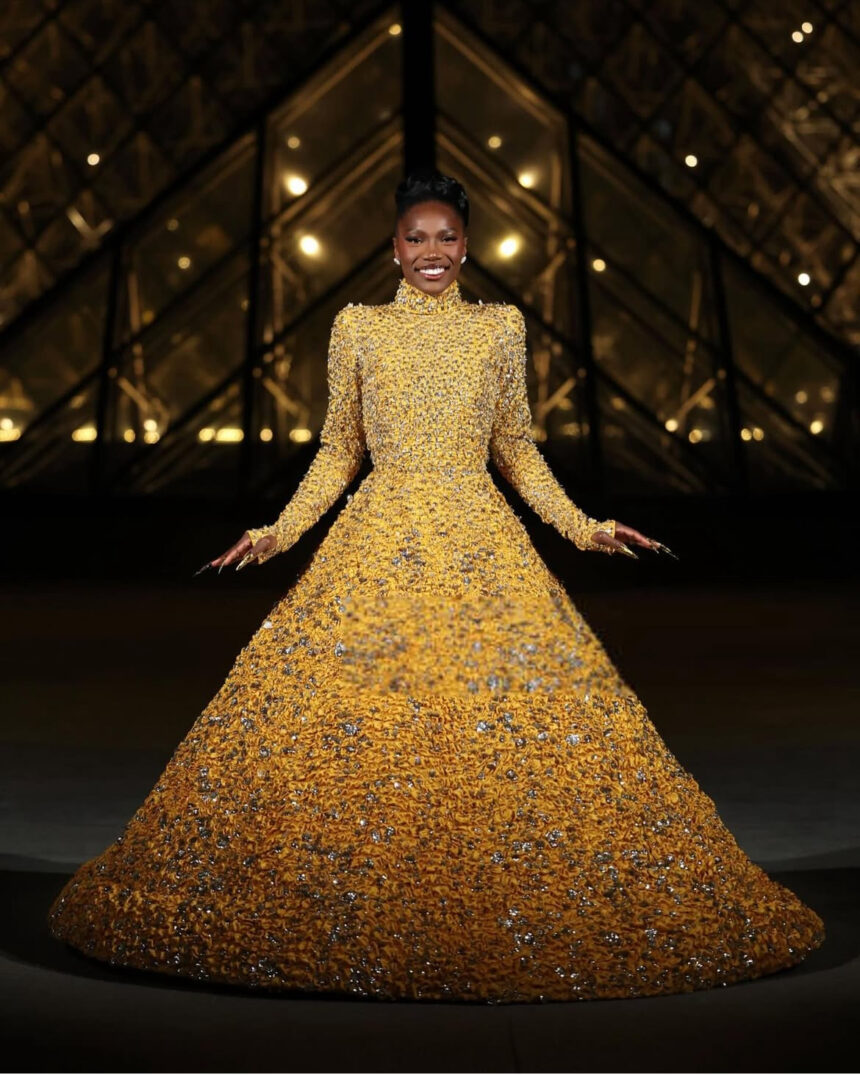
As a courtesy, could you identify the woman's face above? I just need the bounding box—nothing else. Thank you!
[392,200,468,294]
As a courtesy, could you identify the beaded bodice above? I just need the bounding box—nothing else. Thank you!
[247,276,615,560]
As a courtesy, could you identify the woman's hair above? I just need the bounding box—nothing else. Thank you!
[394,167,470,231]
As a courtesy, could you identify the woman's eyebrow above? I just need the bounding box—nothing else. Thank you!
[405,227,458,235]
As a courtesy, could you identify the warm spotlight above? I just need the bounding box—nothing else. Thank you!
[498,236,519,258]
[260,427,274,442]
[299,235,320,256]
[797,272,811,286]
[388,22,401,35]
[286,135,301,149]
[518,171,536,188]
[87,152,100,166]
[290,427,313,443]
[215,427,243,443]
[592,258,606,272]
[809,419,824,435]
[487,135,502,149]
[684,154,698,168]
[177,255,192,270]
[284,174,308,196]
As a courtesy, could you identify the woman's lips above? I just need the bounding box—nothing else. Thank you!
[417,265,447,279]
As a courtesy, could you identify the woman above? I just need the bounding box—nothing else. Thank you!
[48,169,825,1001]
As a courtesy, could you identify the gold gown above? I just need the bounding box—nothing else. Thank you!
[48,276,825,1001]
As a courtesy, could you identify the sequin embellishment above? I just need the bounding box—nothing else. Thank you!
[48,274,825,1002]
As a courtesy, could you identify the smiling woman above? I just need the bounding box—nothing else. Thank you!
[392,170,469,289]
[48,167,824,1002]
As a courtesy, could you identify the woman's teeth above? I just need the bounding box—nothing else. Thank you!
[418,266,446,278]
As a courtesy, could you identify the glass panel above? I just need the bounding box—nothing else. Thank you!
[596,376,710,496]
[0,379,100,494]
[96,131,175,220]
[435,13,570,209]
[438,140,578,334]
[101,18,185,117]
[602,22,685,120]
[735,380,839,493]
[118,138,255,339]
[449,0,858,348]
[581,140,735,487]
[261,149,403,340]
[0,210,24,272]
[106,253,249,483]
[0,250,54,329]
[642,0,728,65]
[58,0,143,64]
[825,253,860,345]
[0,1,55,60]
[267,18,402,220]
[580,137,720,345]
[46,74,134,165]
[724,260,844,448]
[34,188,113,275]
[522,312,591,476]
[4,22,90,117]
[0,133,78,237]
[118,384,245,498]
[0,257,108,446]
[594,295,732,478]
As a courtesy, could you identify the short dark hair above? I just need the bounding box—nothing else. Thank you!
[394,167,470,231]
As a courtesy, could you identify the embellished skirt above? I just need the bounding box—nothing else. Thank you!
[48,468,825,1000]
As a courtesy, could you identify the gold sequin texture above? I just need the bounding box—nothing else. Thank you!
[48,276,825,1001]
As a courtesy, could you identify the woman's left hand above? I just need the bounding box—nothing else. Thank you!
[591,523,678,560]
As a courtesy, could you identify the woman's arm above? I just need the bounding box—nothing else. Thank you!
[488,304,617,553]
[245,306,366,564]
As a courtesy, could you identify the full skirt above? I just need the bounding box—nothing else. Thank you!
[48,467,826,1000]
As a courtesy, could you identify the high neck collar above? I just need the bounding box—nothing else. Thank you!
[393,275,464,313]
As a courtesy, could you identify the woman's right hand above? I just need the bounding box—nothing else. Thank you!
[200,532,277,574]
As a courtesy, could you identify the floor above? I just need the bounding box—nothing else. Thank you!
[1,576,857,1073]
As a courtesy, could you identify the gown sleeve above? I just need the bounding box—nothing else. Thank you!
[246,306,366,564]
[489,304,617,553]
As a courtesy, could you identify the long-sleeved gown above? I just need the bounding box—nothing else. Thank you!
[48,276,825,1001]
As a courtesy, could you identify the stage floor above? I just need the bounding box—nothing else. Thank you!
[1,577,857,1072]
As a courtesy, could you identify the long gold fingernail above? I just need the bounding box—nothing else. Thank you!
[653,542,679,560]
[617,543,639,559]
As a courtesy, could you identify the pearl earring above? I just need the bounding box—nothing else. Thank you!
[461,255,467,263]
[393,257,400,265]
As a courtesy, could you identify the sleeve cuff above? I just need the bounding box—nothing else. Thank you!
[575,517,616,553]
[246,526,279,564]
